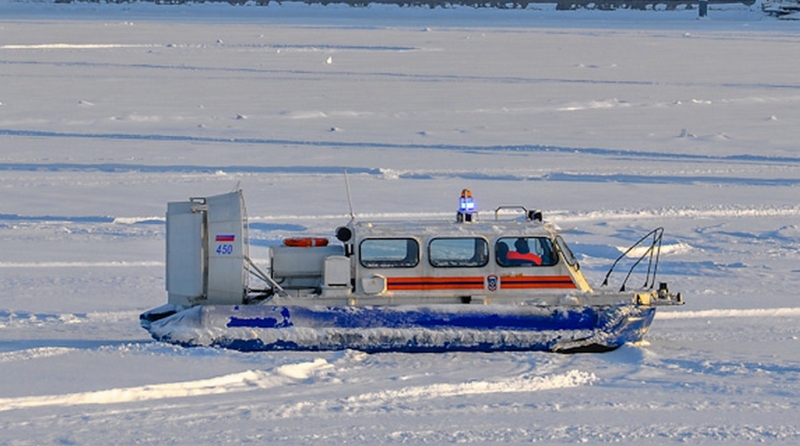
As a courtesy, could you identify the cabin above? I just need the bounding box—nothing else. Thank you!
[269,191,593,306]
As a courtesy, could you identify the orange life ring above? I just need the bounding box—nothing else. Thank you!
[283,237,329,247]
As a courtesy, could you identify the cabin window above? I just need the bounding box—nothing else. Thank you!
[428,237,489,268]
[555,235,578,267]
[495,237,558,267]
[359,238,419,268]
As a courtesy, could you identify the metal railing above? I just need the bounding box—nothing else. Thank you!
[601,227,664,292]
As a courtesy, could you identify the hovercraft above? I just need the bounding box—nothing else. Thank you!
[140,189,682,353]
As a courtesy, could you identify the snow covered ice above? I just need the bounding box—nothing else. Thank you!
[1,1,800,444]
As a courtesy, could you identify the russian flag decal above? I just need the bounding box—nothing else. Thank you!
[215,234,235,242]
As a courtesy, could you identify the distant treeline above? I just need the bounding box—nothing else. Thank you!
[55,0,756,10]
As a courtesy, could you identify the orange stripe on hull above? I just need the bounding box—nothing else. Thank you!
[500,276,576,289]
[387,277,485,291]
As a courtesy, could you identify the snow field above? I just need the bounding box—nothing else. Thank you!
[1,3,800,444]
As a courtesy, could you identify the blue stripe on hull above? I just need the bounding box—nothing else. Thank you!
[146,304,657,353]
[226,305,599,331]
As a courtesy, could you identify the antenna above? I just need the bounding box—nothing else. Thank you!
[343,168,356,220]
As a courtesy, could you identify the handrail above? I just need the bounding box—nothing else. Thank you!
[493,205,542,222]
[601,227,664,292]
[494,205,528,220]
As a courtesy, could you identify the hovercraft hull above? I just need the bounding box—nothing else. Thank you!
[143,303,656,353]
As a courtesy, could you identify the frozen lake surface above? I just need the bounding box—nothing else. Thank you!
[1,2,799,444]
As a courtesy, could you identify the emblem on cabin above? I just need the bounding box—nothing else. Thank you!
[487,275,498,292]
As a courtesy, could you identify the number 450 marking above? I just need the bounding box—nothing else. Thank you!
[216,244,234,255]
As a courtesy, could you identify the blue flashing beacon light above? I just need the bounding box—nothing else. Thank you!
[457,189,476,222]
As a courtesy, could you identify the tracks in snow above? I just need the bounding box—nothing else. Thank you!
[0,352,593,412]
[2,349,798,443]
[0,369,286,412]
[4,128,800,166]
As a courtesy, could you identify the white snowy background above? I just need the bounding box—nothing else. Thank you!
[1,1,799,444]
